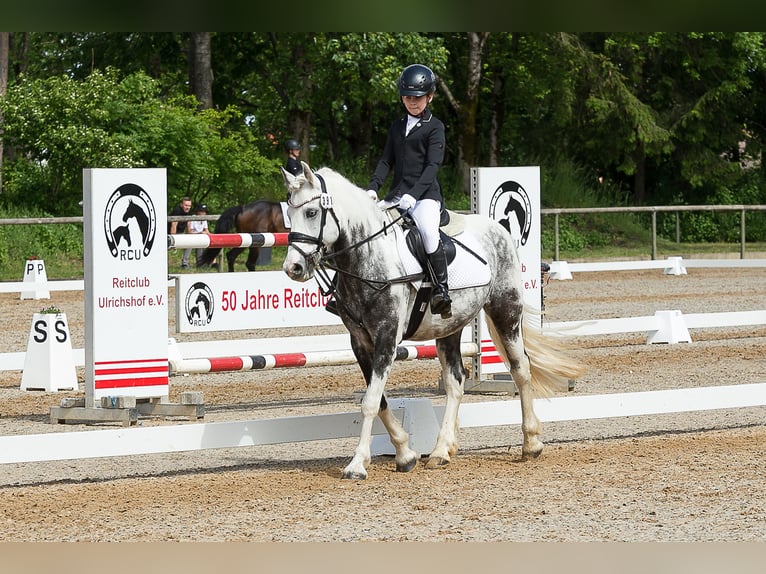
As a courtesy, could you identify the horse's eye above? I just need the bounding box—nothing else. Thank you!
[305,208,318,219]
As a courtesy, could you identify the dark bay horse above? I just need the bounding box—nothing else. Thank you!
[197,200,289,271]
[282,162,585,480]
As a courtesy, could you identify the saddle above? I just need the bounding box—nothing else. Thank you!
[401,209,464,266]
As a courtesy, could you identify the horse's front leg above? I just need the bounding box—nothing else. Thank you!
[343,336,417,479]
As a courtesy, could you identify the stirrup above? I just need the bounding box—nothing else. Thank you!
[430,290,452,318]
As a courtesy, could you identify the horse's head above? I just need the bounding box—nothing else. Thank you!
[281,161,341,281]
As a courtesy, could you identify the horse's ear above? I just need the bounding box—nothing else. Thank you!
[300,161,314,185]
[281,166,296,188]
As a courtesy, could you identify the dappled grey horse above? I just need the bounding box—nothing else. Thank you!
[282,162,584,479]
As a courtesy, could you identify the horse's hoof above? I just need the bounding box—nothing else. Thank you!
[341,470,368,480]
[521,449,542,461]
[425,456,450,469]
[396,456,418,473]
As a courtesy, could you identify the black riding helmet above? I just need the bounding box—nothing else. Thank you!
[284,139,301,152]
[398,64,436,97]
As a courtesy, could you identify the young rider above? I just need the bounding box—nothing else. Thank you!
[366,64,451,318]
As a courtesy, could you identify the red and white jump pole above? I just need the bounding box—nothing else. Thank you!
[168,232,290,250]
[169,342,479,374]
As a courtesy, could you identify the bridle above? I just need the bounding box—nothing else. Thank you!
[285,173,338,273]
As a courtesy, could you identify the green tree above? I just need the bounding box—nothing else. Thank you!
[0,68,279,214]
[3,32,766,213]
[570,32,766,205]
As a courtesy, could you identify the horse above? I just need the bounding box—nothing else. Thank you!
[197,200,289,271]
[281,162,585,480]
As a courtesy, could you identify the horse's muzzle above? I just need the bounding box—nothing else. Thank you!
[283,251,313,282]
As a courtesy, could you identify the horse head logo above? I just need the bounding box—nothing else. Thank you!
[104,183,157,259]
[488,180,533,246]
[185,281,215,326]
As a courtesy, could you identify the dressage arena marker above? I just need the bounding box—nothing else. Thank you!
[20,312,78,392]
[20,258,50,300]
[2,383,766,465]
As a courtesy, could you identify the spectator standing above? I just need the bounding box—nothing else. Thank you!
[188,203,217,268]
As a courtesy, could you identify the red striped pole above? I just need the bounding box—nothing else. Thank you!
[169,342,479,374]
[168,232,290,250]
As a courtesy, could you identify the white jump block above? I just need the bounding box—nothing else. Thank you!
[21,312,78,392]
[548,260,572,280]
[20,259,50,300]
[646,310,692,344]
[371,398,441,456]
[663,256,687,275]
[549,257,687,280]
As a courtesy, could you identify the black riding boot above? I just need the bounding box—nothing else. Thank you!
[427,244,452,318]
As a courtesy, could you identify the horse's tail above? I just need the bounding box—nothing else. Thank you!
[214,205,242,234]
[487,306,586,398]
[197,205,242,267]
[522,307,586,397]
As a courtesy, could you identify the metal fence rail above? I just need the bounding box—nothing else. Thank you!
[542,204,766,260]
[4,204,766,260]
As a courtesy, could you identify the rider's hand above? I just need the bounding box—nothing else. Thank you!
[377,199,396,210]
[398,194,416,212]
[366,189,378,200]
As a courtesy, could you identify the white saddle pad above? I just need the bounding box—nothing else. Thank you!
[394,224,491,290]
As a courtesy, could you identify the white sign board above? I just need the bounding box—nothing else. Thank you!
[174,271,341,333]
[83,169,168,406]
[471,166,541,377]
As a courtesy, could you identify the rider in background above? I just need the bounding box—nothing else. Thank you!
[284,139,302,176]
[366,63,451,318]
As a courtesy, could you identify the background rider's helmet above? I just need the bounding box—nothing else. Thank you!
[284,139,301,152]
[398,64,437,97]
[195,203,208,212]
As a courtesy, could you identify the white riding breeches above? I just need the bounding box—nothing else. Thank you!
[408,198,442,254]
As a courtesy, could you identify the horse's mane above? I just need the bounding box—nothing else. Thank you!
[312,167,386,228]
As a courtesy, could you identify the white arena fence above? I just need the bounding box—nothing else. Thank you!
[3,383,766,465]
[548,255,766,280]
